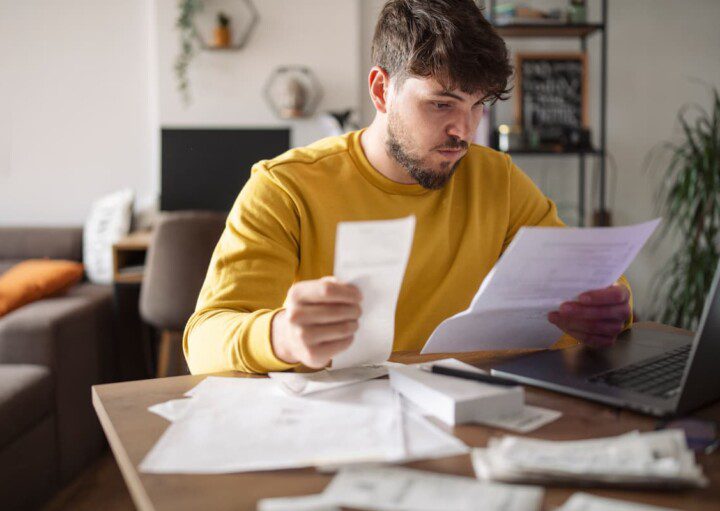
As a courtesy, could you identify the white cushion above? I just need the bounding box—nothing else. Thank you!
[83,189,134,284]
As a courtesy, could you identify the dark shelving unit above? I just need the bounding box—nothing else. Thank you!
[487,0,609,226]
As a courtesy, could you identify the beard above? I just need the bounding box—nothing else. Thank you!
[385,111,467,190]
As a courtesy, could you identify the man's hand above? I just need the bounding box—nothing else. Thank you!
[548,283,631,348]
[271,276,362,368]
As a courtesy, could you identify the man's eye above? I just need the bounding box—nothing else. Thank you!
[434,102,451,110]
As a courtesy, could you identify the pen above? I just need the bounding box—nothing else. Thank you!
[429,365,520,387]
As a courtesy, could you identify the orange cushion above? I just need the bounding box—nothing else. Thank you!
[0,259,85,317]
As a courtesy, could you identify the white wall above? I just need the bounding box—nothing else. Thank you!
[0,0,157,226]
[155,0,361,147]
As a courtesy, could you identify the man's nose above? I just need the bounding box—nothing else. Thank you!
[446,113,474,141]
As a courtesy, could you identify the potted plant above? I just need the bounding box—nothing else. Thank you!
[649,87,720,329]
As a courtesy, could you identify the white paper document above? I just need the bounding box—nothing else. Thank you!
[259,466,544,511]
[268,365,388,395]
[141,378,467,474]
[332,216,415,369]
[140,378,405,474]
[557,493,681,511]
[422,219,661,353]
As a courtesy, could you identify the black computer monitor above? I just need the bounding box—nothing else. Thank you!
[161,128,290,212]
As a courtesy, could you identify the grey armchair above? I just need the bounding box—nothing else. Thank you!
[140,211,225,377]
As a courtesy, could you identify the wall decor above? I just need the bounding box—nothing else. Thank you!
[515,52,588,146]
[263,66,323,119]
[174,0,259,105]
[194,0,259,50]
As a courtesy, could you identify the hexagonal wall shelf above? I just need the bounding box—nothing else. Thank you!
[193,0,259,51]
[263,66,323,119]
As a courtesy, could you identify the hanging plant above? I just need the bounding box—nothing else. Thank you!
[175,0,203,105]
[648,87,720,329]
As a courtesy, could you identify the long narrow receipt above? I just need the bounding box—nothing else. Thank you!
[332,216,416,369]
[422,219,660,353]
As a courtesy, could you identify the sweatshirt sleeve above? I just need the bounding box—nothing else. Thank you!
[502,155,634,332]
[183,166,301,374]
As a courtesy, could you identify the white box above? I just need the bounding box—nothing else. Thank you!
[388,359,524,426]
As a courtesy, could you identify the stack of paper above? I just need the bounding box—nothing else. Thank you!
[472,430,707,488]
[257,466,544,511]
[142,377,468,474]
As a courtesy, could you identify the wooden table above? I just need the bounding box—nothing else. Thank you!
[92,322,720,511]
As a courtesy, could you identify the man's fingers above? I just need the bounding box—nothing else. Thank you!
[577,284,629,306]
[549,315,625,337]
[302,336,354,369]
[557,302,630,322]
[287,303,362,325]
[289,278,362,305]
[295,320,359,346]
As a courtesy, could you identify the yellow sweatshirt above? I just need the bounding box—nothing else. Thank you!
[183,129,632,374]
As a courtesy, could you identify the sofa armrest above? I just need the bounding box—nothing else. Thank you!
[0,283,114,483]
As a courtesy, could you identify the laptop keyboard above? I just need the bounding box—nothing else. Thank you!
[588,345,691,399]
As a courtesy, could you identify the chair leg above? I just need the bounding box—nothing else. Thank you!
[156,330,172,378]
[156,330,189,377]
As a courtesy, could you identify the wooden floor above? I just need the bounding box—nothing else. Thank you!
[42,449,135,511]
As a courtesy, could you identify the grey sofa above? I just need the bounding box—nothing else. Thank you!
[0,227,115,510]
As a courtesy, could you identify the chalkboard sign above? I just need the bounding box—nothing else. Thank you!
[515,53,588,144]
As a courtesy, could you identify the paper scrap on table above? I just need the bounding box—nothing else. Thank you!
[474,405,562,433]
[257,494,340,511]
[331,216,415,370]
[472,429,707,488]
[422,218,661,354]
[258,466,544,511]
[147,398,193,422]
[269,365,388,395]
[556,492,681,511]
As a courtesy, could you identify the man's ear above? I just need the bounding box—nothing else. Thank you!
[368,66,391,114]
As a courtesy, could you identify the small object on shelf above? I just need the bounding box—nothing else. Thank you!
[264,66,322,119]
[568,0,587,23]
[496,124,524,152]
[213,12,231,48]
[493,2,564,25]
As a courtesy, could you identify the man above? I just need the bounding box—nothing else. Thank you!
[183,0,632,374]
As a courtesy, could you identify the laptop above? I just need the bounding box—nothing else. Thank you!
[491,260,720,417]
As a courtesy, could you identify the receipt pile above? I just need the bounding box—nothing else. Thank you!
[258,466,544,511]
[472,429,707,488]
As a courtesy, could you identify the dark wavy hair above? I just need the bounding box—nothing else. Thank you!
[371,0,513,104]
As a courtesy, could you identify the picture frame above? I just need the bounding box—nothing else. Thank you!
[515,52,589,144]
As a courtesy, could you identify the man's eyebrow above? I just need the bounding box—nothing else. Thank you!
[431,90,484,104]
[431,90,464,101]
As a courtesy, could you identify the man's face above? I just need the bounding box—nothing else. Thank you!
[384,75,485,189]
